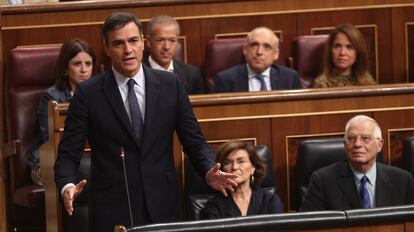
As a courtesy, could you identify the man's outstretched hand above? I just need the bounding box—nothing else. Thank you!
[63,179,87,216]
[206,163,238,197]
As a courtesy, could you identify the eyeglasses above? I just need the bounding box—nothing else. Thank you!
[344,135,379,144]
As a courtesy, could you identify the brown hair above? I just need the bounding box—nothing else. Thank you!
[55,38,96,92]
[320,23,374,85]
[216,140,266,189]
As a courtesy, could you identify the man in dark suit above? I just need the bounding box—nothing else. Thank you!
[144,15,204,94]
[54,12,237,231]
[212,27,302,93]
[300,115,414,211]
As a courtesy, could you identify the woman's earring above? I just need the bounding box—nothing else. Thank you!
[250,175,255,185]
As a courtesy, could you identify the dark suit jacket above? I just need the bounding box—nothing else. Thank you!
[212,64,302,93]
[143,58,204,94]
[200,188,284,219]
[300,161,414,211]
[54,65,215,231]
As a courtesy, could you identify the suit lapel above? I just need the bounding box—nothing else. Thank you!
[238,65,249,91]
[142,65,160,148]
[375,163,393,207]
[101,69,141,147]
[269,65,281,90]
[338,163,362,208]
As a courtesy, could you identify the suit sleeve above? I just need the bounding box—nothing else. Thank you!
[212,73,229,93]
[292,71,303,89]
[175,77,215,178]
[266,193,284,213]
[54,85,89,191]
[192,68,205,94]
[299,171,327,211]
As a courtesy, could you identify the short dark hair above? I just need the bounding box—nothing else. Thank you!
[102,12,143,45]
[55,38,96,91]
[216,140,266,189]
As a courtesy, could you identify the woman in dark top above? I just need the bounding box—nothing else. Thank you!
[28,38,96,185]
[201,140,283,219]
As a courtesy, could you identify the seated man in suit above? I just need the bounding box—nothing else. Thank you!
[300,115,414,211]
[212,27,302,93]
[144,15,204,94]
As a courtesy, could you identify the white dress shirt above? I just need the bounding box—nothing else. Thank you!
[148,55,174,73]
[350,162,377,207]
[247,64,271,92]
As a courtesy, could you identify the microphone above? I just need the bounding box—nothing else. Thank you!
[120,147,134,227]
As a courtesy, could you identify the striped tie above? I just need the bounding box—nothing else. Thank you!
[127,79,144,144]
[255,74,267,91]
[360,175,371,208]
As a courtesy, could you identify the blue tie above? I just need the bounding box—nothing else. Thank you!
[127,79,144,144]
[255,74,267,91]
[360,176,371,208]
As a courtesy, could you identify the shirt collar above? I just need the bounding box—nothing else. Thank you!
[350,162,377,185]
[148,55,174,72]
[246,64,271,80]
[112,64,145,88]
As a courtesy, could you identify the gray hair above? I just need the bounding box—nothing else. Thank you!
[147,15,180,37]
[345,115,382,139]
[246,26,279,49]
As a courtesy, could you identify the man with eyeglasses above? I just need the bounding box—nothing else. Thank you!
[212,27,302,93]
[300,115,414,211]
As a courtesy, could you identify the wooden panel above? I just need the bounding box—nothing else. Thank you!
[0,7,7,232]
[2,1,414,85]
[190,84,414,211]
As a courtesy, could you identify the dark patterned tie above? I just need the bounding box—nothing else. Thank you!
[255,74,267,91]
[127,79,144,144]
[360,175,371,208]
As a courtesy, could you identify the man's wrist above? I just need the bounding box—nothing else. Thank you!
[61,183,75,196]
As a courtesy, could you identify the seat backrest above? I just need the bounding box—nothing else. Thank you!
[295,136,384,209]
[255,145,277,189]
[5,46,60,198]
[291,35,329,88]
[203,38,246,92]
[188,187,276,220]
[402,137,414,176]
[295,137,347,210]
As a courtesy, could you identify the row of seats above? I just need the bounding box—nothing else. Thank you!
[2,36,413,231]
[127,204,414,232]
[203,35,329,90]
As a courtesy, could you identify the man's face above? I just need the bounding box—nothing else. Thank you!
[104,21,144,77]
[243,29,279,74]
[146,23,178,69]
[344,121,383,172]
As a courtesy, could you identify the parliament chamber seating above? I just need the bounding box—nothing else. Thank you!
[402,137,414,177]
[290,35,329,88]
[4,46,61,231]
[203,38,246,92]
[187,144,277,220]
[295,137,384,210]
[127,205,414,232]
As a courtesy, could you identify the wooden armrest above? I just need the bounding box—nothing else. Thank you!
[2,139,21,160]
